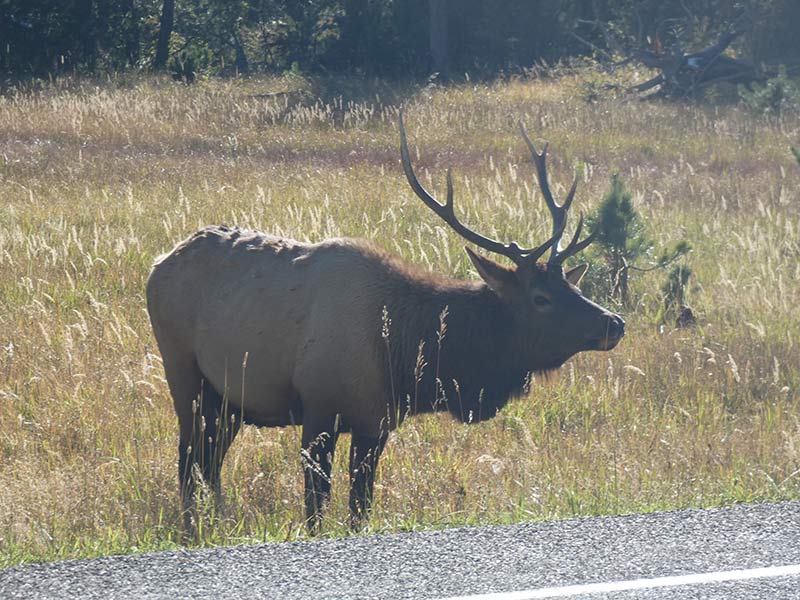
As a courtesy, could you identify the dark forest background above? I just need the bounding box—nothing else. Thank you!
[1,1,798,80]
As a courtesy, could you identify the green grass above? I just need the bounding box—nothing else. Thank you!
[1,71,799,566]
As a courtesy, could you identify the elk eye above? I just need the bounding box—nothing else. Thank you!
[533,294,551,307]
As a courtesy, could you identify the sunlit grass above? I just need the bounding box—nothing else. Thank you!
[0,72,798,566]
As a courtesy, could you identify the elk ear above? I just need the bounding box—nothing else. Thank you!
[565,263,588,286]
[465,247,520,299]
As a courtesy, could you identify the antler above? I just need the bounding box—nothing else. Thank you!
[399,112,560,266]
[518,122,597,266]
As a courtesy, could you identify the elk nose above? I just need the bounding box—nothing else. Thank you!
[606,314,625,338]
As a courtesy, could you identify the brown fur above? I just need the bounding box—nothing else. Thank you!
[147,224,624,531]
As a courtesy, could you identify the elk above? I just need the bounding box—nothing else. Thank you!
[146,115,625,533]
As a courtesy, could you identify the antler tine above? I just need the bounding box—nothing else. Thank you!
[519,121,577,259]
[518,122,559,214]
[562,176,578,213]
[550,214,598,266]
[519,121,597,266]
[521,221,568,265]
[399,112,550,265]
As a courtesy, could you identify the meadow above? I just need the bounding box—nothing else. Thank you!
[0,70,798,565]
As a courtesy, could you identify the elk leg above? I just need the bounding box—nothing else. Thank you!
[301,414,341,533]
[348,431,388,529]
[158,351,204,533]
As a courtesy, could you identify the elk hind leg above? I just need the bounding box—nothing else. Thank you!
[185,378,241,535]
[348,431,388,529]
[160,354,203,531]
[195,377,241,495]
[165,356,241,534]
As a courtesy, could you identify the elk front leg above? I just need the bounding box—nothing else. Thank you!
[301,414,341,534]
[348,431,388,529]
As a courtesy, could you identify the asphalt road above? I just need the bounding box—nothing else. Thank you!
[2,502,799,599]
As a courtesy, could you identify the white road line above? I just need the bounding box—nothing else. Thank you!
[436,563,800,600]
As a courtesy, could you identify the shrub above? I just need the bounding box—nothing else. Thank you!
[739,66,800,115]
[583,173,691,307]
[660,264,696,328]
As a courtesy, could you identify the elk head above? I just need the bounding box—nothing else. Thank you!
[399,114,624,370]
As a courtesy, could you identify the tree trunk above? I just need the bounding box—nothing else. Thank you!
[429,0,449,78]
[233,30,249,75]
[76,0,96,70]
[153,0,176,70]
[342,0,377,71]
[125,0,140,67]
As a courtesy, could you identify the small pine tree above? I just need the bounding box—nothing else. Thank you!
[792,146,800,165]
[587,173,691,307]
[591,173,651,305]
[661,264,695,328]
[662,265,691,308]
[739,66,800,115]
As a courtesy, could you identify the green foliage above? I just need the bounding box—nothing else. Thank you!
[594,173,649,254]
[1,0,793,79]
[739,66,800,115]
[169,43,213,83]
[658,264,696,328]
[661,264,691,310]
[748,0,800,66]
[584,174,690,307]
[0,0,148,74]
[573,57,626,104]
[172,0,252,75]
[792,146,800,165]
[585,173,650,304]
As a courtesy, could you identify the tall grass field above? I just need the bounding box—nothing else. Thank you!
[0,72,798,565]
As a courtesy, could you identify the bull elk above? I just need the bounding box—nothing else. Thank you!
[146,115,625,533]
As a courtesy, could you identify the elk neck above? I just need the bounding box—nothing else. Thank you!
[379,273,535,425]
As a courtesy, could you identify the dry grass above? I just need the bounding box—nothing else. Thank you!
[1,72,799,565]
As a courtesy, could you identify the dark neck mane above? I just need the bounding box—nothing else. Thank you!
[380,270,531,424]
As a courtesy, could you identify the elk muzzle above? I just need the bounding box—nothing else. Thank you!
[589,313,625,351]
